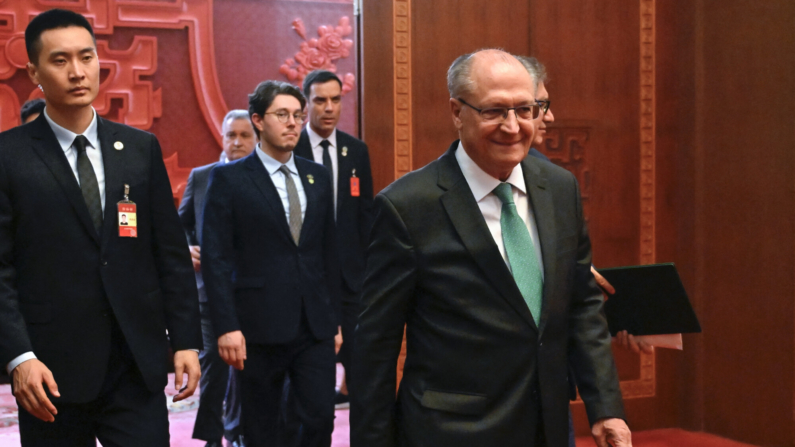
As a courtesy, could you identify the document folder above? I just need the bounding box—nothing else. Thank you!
[597,263,701,336]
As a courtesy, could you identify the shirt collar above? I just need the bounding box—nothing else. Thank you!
[306,125,337,150]
[44,107,99,153]
[455,141,527,202]
[256,143,298,175]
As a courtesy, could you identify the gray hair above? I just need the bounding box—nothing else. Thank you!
[447,53,477,99]
[222,109,251,130]
[515,55,547,88]
[447,49,532,99]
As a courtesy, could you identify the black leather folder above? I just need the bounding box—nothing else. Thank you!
[597,263,701,336]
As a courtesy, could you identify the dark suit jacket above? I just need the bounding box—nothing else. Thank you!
[0,114,201,403]
[351,142,624,447]
[201,152,340,344]
[178,162,217,302]
[294,129,373,296]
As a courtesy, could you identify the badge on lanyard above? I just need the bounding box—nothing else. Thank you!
[350,168,360,197]
[118,184,137,237]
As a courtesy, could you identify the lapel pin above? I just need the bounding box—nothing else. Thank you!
[307,174,315,184]
[114,141,124,150]
[342,146,348,157]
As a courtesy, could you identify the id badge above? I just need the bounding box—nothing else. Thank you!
[118,184,137,237]
[350,169,360,197]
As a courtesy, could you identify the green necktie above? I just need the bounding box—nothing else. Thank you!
[493,182,543,326]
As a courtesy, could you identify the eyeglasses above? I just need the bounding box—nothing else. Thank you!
[458,98,541,122]
[264,110,306,124]
[536,100,551,115]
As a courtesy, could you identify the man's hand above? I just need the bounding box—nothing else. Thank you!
[189,245,201,272]
[172,350,201,402]
[614,330,655,354]
[592,417,632,447]
[218,330,246,370]
[335,326,343,355]
[591,266,615,295]
[12,359,59,422]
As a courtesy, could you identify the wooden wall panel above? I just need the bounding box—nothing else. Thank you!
[693,1,795,444]
[656,0,700,433]
[410,0,531,171]
[360,0,394,194]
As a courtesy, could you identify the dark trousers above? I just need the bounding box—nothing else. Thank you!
[279,289,359,447]
[337,291,361,383]
[193,301,243,442]
[241,317,335,447]
[17,319,169,447]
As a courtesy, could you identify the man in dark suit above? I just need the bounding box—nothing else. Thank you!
[179,109,255,447]
[0,9,202,446]
[351,49,631,447]
[202,80,340,447]
[294,69,373,407]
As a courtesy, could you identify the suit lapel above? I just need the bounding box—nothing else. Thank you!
[98,118,123,248]
[437,144,538,330]
[522,157,556,335]
[28,115,100,246]
[243,153,294,242]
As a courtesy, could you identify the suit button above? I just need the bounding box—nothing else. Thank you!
[101,260,108,266]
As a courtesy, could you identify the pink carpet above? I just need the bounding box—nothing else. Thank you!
[0,372,349,447]
[0,374,755,447]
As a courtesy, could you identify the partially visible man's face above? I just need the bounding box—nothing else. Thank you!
[451,52,537,181]
[27,26,99,111]
[253,94,303,156]
[23,112,41,124]
[533,81,555,147]
[307,80,342,138]
[222,117,256,161]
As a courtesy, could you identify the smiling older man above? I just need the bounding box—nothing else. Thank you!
[351,49,631,447]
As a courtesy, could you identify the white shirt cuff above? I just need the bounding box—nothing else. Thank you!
[7,352,36,374]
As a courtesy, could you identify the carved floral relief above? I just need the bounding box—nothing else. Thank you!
[280,17,356,94]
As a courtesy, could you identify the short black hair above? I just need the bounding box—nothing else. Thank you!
[302,70,342,98]
[248,81,306,135]
[20,98,46,123]
[25,9,96,65]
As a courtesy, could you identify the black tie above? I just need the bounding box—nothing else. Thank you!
[320,139,332,172]
[73,135,103,233]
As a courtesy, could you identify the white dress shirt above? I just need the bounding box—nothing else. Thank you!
[7,108,105,374]
[455,141,544,277]
[306,125,338,212]
[256,144,307,222]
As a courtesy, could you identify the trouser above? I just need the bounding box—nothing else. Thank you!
[193,301,243,442]
[240,315,335,447]
[18,319,169,447]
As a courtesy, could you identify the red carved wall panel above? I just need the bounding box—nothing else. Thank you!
[0,0,357,202]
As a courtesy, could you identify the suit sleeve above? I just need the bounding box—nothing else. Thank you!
[201,167,240,337]
[0,155,33,367]
[357,143,375,247]
[178,169,197,245]
[147,136,202,351]
[351,193,417,447]
[567,179,626,425]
